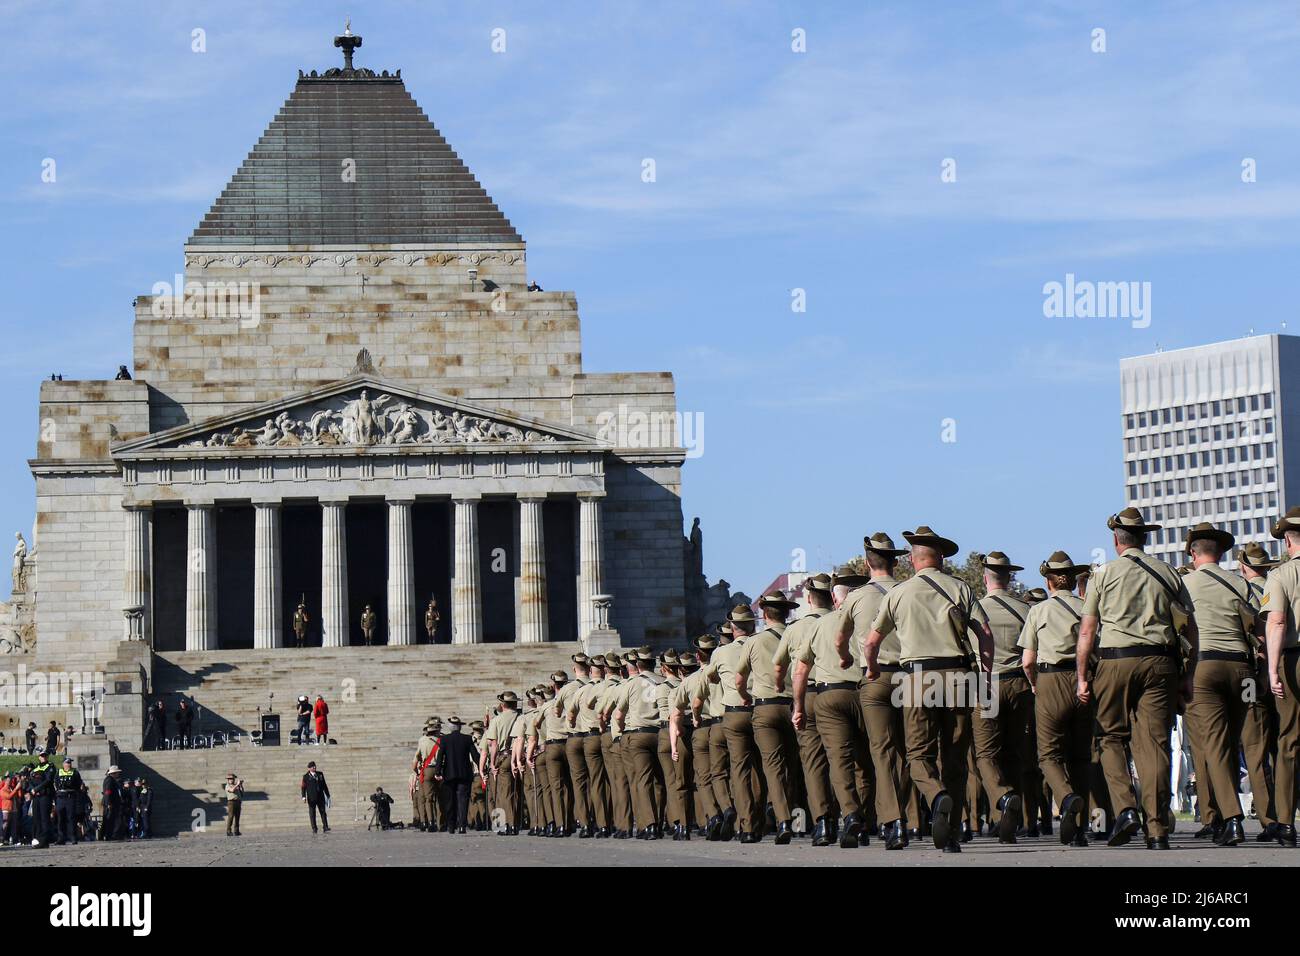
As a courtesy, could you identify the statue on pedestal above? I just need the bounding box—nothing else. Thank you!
[361,604,377,646]
[424,596,440,642]
[292,597,310,648]
[11,533,28,594]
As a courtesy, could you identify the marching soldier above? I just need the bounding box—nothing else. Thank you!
[1181,522,1255,847]
[413,718,441,832]
[693,630,735,840]
[562,654,595,836]
[655,651,690,839]
[517,689,542,834]
[668,651,702,838]
[795,572,873,848]
[469,719,488,830]
[1238,542,1280,841]
[706,605,766,842]
[837,533,918,846]
[865,525,1013,853]
[524,685,558,835]
[972,551,1035,843]
[598,656,632,838]
[738,591,801,845]
[1077,507,1195,850]
[543,671,574,834]
[575,656,613,837]
[1264,506,1300,847]
[672,639,720,838]
[614,647,665,838]
[775,572,837,845]
[484,691,523,835]
[1017,551,1093,846]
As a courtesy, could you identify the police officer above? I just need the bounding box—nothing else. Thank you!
[775,572,837,845]
[706,605,766,843]
[795,573,873,849]
[1018,550,1092,846]
[865,526,1008,853]
[838,533,916,847]
[1077,507,1194,850]
[28,749,55,848]
[53,757,83,846]
[1264,506,1300,847]
[973,551,1035,843]
[1238,542,1280,842]
[739,591,801,845]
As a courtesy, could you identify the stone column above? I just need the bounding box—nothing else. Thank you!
[123,503,152,644]
[577,492,606,642]
[321,499,350,648]
[253,501,283,649]
[184,502,218,651]
[387,497,415,646]
[451,495,483,644]
[518,494,549,644]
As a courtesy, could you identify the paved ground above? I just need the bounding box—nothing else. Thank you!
[0,821,1291,867]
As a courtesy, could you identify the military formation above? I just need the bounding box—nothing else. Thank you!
[408,508,1300,853]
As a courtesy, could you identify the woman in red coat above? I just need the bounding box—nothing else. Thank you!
[313,695,329,745]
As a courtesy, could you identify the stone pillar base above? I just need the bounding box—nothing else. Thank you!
[584,628,623,655]
[101,640,150,752]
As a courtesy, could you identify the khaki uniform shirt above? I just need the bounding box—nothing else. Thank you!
[415,734,436,766]
[523,708,544,742]
[542,693,569,742]
[673,667,708,717]
[870,567,989,666]
[573,679,605,733]
[704,636,751,707]
[737,623,788,699]
[620,671,664,730]
[1080,550,1189,649]
[656,676,681,723]
[842,578,900,665]
[1184,565,1255,655]
[772,610,826,671]
[487,709,520,762]
[797,607,862,684]
[553,679,586,736]
[980,590,1031,675]
[1262,554,1300,650]
[1017,592,1084,666]
[598,679,625,738]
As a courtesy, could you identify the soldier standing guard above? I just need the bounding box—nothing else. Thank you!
[865,525,1008,853]
[1237,542,1280,842]
[424,596,440,643]
[739,591,801,844]
[838,533,916,847]
[292,597,310,648]
[1017,551,1093,846]
[1181,522,1254,847]
[1077,507,1194,850]
[972,551,1035,843]
[361,604,377,646]
[1264,506,1300,847]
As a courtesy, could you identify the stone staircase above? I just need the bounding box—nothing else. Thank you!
[122,643,581,833]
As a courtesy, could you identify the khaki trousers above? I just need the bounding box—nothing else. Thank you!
[797,689,835,820]
[970,672,1031,822]
[860,672,916,824]
[602,733,632,831]
[1187,657,1252,824]
[1240,659,1277,827]
[1272,648,1300,826]
[707,721,732,812]
[624,728,662,829]
[534,753,555,827]
[689,721,718,821]
[492,755,518,827]
[470,777,487,827]
[1093,653,1179,839]
[752,701,798,822]
[723,709,764,835]
[814,687,869,818]
[658,727,688,826]
[583,734,611,830]
[565,735,592,828]
[420,773,440,830]
[1034,670,1093,815]
[543,741,572,830]
[900,668,973,826]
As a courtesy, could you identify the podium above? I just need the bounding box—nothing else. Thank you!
[260,713,281,747]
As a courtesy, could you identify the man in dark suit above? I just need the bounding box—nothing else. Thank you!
[175,700,194,749]
[301,761,331,833]
[433,715,479,834]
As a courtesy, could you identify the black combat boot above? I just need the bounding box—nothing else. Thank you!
[839,812,862,849]
[719,807,737,842]
[811,816,831,847]
[929,793,955,850]
[774,821,793,846]
[1276,824,1297,848]
[738,831,760,844]
[1214,816,1245,847]
[1058,793,1083,846]
[1107,808,1141,847]
[884,819,906,851]
[1145,833,1170,850]
[1256,822,1278,843]
[996,792,1022,845]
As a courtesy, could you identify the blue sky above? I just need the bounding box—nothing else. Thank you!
[3,1,1299,598]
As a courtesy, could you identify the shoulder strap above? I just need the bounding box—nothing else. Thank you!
[915,573,978,664]
[1124,552,1180,600]
[1199,566,1250,603]
[869,582,888,595]
[1051,595,1082,621]
[988,594,1027,627]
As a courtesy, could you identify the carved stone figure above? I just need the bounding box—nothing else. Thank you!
[11,533,27,593]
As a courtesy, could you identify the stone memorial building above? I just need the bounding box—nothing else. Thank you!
[18,28,690,746]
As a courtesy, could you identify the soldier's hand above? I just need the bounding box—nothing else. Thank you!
[1075,678,1091,705]
[792,708,804,731]
[838,649,853,670]
[671,748,678,762]
[1270,670,1284,699]
[865,662,880,681]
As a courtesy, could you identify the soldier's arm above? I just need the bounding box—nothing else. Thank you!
[791,660,811,730]
[669,711,682,760]
[863,628,885,678]
[835,610,854,665]
[1076,615,1099,704]
[1267,610,1286,698]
